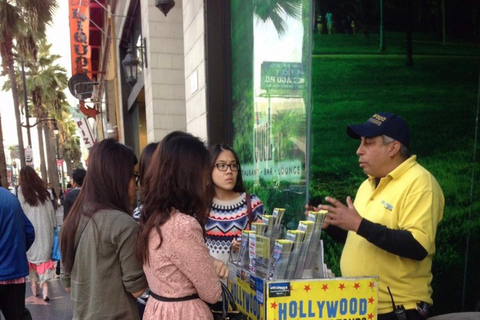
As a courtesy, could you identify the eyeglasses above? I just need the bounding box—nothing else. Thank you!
[215,163,239,171]
[131,173,140,185]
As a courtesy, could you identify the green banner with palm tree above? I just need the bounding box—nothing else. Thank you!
[232,0,311,229]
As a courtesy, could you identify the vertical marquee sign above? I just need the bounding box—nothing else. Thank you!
[69,0,92,75]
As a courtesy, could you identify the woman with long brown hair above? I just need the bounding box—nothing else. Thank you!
[132,141,159,222]
[17,166,56,301]
[137,131,226,320]
[60,139,147,320]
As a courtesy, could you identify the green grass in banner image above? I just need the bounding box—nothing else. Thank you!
[310,51,480,314]
[313,32,480,56]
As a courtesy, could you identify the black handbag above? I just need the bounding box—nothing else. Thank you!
[210,282,247,320]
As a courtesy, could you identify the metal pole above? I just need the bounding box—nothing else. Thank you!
[461,64,480,312]
[21,57,32,147]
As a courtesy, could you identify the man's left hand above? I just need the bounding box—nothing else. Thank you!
[317,196,362,232]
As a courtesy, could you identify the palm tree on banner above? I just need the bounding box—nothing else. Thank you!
[232,0,302,164]
[0,0,57,176]
[253,0,302,36]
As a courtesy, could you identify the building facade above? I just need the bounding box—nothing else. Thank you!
[69,0,312,217]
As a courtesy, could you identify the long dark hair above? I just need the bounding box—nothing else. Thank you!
[138,142,159,187]
[208,144,246,193]
[19,166,49,206]
[61,139,138,273]
[137,131,211,265]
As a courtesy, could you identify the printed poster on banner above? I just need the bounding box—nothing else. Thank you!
[231,0,312,224]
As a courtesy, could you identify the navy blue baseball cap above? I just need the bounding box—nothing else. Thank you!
[347,112,410,148]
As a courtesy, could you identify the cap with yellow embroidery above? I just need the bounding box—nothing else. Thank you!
[347,112,410,148]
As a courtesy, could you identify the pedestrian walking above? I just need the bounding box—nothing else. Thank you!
[0,187,35,320]
[63,169,86,221]
[18,166,56,301]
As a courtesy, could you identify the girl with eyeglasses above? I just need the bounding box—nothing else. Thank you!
[205,144,265,264]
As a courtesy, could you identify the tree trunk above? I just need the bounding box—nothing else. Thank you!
[379,0,385,53]
[4,43,26,168]
[0,115,9,188]
[44,126,60,199]
[406,0,414,67]
[442,0,446,44]
[65,156,72,183]
[37,122,47,180]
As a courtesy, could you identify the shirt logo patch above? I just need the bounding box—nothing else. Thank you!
[381,200,393,211]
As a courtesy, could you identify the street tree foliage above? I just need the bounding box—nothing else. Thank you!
[0,0,57,188]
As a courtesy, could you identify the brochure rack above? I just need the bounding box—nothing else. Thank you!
[227,263,379,320]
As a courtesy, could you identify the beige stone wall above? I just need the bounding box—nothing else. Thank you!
[114,0,208,144]
[182,0,207,142]
[141,0,187,142]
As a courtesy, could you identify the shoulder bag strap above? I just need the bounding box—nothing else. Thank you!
[246,193,253,229]
[220,282,238,316]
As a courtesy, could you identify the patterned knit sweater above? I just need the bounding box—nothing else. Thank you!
[206,192,264,263]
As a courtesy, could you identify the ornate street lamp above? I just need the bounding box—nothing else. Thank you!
[122,47,139,85]
[155,0,175,16]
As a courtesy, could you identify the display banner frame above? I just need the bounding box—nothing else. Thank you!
[231,0,313,228]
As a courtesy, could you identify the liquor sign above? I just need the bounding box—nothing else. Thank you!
[69,0,92,75]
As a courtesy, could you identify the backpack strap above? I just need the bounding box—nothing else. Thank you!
[246,193,253,229]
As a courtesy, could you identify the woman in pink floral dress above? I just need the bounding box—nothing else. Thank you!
[137,131,228,320]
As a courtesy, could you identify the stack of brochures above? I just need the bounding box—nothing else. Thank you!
[236,207,332,280]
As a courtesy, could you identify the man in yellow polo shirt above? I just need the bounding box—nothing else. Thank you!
[315,112,444,320]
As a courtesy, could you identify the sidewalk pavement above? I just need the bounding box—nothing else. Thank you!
[23,278,73,320]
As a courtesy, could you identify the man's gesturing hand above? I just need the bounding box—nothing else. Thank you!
[317,196,362,232]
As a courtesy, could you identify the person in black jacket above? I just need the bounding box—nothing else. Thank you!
[63,169,86,221]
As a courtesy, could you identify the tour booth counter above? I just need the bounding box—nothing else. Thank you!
[227,263,379,320]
